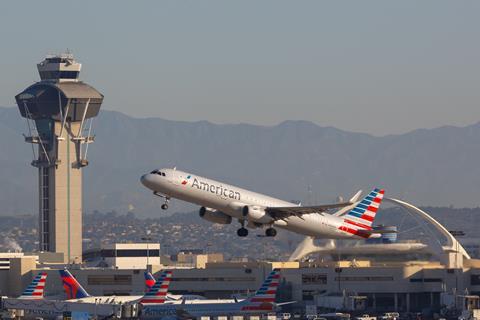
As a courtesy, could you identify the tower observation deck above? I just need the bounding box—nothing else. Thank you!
[15,54,104,263]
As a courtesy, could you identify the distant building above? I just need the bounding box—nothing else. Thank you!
[83,243,161,269]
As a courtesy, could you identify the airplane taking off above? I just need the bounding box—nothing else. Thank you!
[140,168,387,239]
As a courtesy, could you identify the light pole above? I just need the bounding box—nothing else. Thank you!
[142,234,152,267]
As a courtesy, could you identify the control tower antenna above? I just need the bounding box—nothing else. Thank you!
[15,53,104,263]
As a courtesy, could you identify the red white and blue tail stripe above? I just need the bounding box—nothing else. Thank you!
[241,268,281,311]
[19,272,47,299]
[340,188,385,238]
[140,270,172,304]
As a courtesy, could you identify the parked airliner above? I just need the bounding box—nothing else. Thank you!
[140,168,386,238]
[59,269,173,303]
[140,268,288,318]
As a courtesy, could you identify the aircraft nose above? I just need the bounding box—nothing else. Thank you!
[140,174,156,189]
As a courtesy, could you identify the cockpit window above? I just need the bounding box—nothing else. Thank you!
[150,170,166,176]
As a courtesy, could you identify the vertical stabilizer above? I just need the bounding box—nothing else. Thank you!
[19,272,47,299]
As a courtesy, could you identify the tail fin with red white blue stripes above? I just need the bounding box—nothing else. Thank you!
[18,272,47,299]
[241,268,281,311]
[339,188,385,238]
[140,270,173,304]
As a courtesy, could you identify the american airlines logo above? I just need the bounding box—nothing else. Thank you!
[190,178,241,200]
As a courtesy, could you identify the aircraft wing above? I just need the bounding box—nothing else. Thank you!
[266,202,353,219]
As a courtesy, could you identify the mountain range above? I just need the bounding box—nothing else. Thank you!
[1,106,479,218]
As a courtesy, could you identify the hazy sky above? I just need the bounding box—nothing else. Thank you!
[1,1,479,135]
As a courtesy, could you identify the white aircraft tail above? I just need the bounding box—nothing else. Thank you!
[140,270,173,304]
[239,268,281,312]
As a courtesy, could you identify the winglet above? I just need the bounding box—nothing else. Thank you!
[349,190,362,203]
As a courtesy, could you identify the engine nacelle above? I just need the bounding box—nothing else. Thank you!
[242,205,273,224]
[199,207,232,225]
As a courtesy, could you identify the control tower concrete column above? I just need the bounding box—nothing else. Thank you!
[15,54,104,263]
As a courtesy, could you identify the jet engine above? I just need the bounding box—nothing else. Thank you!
[199,207,232,224]
[242,205,273,224]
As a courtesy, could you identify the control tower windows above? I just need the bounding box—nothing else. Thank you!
[39,71,79,80]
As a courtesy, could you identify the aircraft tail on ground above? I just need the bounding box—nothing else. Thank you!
[18,272,47,299]
[144,271,156,291]
[59,269,90,299]
[140,270,173,304]
[241,268,281,311]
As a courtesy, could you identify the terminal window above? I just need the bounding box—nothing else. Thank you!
[410,278,442,283]
[471,275,480,285]
[302,290,316,301]
[335,276,394,281]
[88,275,132,285]
[173,277,256,282]
[302,274,327,284]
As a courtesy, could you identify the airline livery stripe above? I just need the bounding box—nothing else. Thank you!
[345,214,372,224]
[141,299,166,304]
[351,207,366,214]
[339,226,370,239]
[347,211,363,219]
[361,214,375,222]
[344,219,372,230]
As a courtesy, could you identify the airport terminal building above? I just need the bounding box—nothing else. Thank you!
[2,248,480,315]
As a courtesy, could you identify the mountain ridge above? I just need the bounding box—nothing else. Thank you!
[1,106,479,217]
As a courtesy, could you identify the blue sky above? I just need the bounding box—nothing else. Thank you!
[1,1,479,135]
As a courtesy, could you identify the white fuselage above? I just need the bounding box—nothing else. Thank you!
[141,300,275,318]
[141,168,359,239]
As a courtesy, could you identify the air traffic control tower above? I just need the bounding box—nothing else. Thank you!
[15,54,104,263]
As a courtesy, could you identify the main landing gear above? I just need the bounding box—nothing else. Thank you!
[237,228,248,237]
[236,222,277,237]
[237,220,249,237]
[154,192,170,210]
[265,227,277,237]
